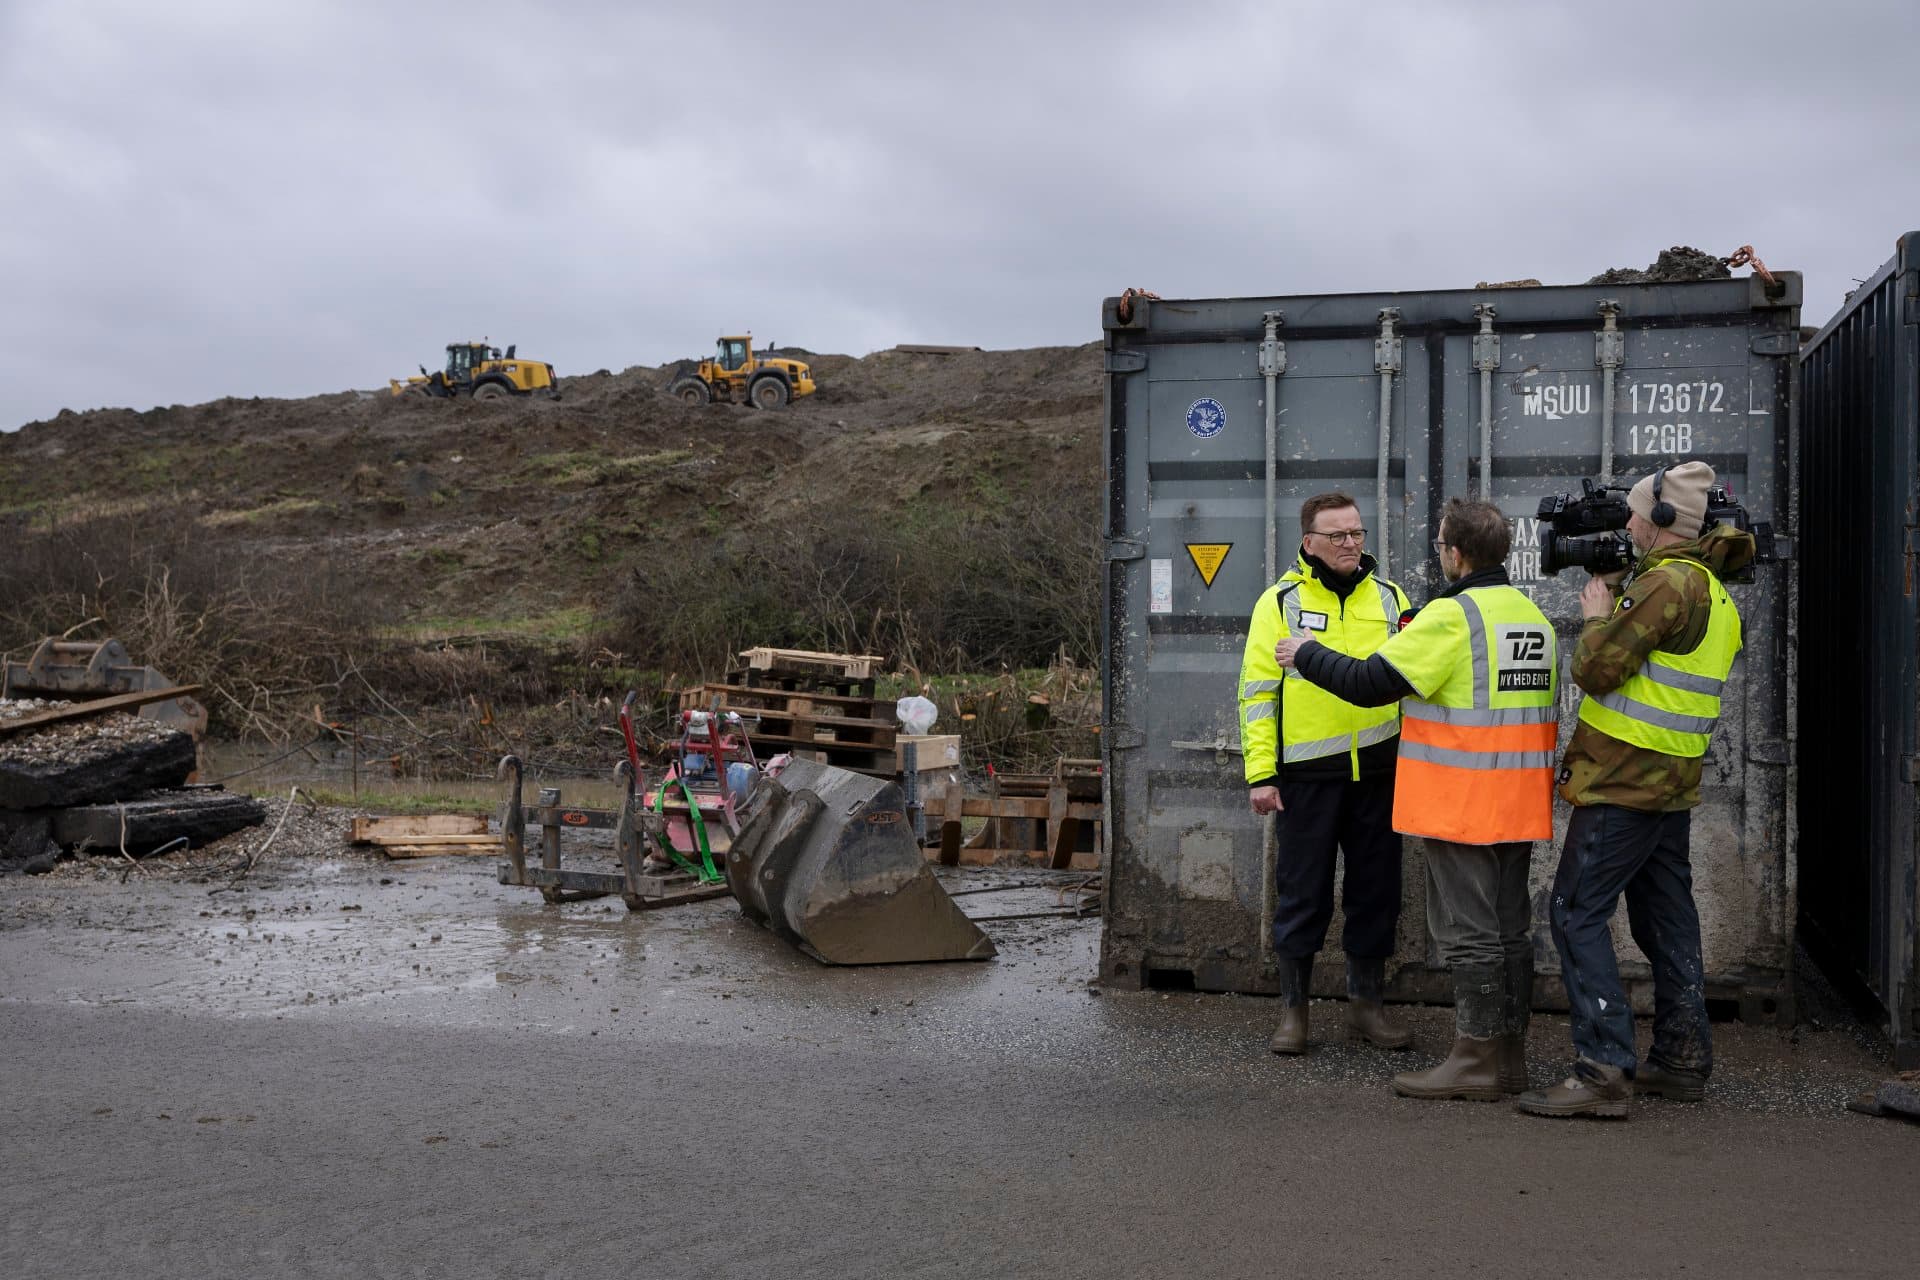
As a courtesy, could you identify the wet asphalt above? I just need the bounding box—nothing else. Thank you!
[2,854,1916,1279]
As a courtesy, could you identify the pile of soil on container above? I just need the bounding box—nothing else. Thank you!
[1588,246,1732,286]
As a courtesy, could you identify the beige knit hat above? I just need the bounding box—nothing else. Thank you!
[1627,460,1715,539]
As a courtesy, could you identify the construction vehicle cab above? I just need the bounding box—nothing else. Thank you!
[668,333,816,410]
[390,342,559,400]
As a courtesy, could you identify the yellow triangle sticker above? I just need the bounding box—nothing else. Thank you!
[1186,542,1232,588]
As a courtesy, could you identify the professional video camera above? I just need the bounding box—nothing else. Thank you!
[1535,476,1770,581]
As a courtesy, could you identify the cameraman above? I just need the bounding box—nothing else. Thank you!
[1515,460,1754,1121]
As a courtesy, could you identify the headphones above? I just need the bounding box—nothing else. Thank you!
[1647,465,1677,528]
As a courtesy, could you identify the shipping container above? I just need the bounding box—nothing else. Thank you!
[1798,231,1920,1067]
[1099,274,1801,1024]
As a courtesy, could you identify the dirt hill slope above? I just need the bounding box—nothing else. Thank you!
[1,345,1102,630]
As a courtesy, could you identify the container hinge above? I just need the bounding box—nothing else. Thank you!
[1259,310,1287,377]
[1106,348,1147,374]
[1747,739,1790,766]
[1374,308,1403,374]
[1750,331,1798,357]
[1903,756,1920,786]
[1105,538,1147,562]
[1594,301,1624,369]
[1771,534,1795,561]
[1472,305,1501,371]
[1103,724,1147,752]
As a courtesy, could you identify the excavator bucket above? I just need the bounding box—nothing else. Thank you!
[725,758,995,964]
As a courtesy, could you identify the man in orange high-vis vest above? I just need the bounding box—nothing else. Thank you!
[1277,499,1557,1102]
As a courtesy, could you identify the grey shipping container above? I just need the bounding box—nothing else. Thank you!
[1798,231,1920,1068]
[1099,274,1800,1025]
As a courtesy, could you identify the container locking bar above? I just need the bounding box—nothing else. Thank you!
[1374,308,1402,578]
[1595,301,1624,482]
[1260,311,1287,583]
[1472,304,1500,500]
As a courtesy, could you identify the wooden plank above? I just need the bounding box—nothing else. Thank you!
[359,831,497,846]
[351,814,487,843]
[382,842,497,859]
[1047,783,1076,869]
[937,783,966,866]
[681,683,880,713]
[0,685,205,739]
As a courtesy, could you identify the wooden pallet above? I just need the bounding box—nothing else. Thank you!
[350,813,496,859]
[931,783,1102,871]
[739,647,885,680]
[679,682,898,772]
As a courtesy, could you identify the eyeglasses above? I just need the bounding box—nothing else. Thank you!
[1432,539,1452,552]
[1308,528,1367,546]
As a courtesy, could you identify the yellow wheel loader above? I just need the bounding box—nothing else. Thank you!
[390,341,559,400]
[666,334,816,409]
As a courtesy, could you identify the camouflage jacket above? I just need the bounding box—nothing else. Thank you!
[1558,523,1755,812]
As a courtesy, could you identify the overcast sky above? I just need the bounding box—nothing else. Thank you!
[3,0,1916,429]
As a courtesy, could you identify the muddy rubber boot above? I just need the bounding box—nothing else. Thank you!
[1514,1062,1632,1120]
[1634,1059,1707,1102]
[1500,951,1534,1095]
[1269,955,1313,1055]
[1392,967,1503,1099]
[1345,954,1412,1050]
[1392,1036,1503,1100]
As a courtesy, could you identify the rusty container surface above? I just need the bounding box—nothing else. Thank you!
[1099,274,1800,1023]
[726,758,995,964]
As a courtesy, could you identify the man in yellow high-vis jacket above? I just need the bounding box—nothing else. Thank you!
[1515,461,1754,1121]
[1238,492,1412,1056]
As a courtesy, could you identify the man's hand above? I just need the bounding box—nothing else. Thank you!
[1579,573,1616,621]
[1250,785,1283,815]
[1273,637,1307,669]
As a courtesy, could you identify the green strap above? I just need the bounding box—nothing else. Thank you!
[652,774,724,883]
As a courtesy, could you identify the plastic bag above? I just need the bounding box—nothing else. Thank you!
[895,695,937,736]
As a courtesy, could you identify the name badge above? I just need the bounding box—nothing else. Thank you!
[1297,611,1329,632]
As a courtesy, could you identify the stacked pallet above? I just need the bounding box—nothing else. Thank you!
[679,648,896,774]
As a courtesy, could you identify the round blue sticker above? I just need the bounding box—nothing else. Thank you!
[1186,397,1226,439]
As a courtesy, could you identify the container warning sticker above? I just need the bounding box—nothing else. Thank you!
[1186,397,1226,439]
[1186,543,1231,587]
[1149,559,1173,613]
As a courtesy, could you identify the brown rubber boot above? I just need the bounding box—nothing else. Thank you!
[1345,955,1412,1050]
[1269,955,1312,1056]
[1514,1063,1632,1120]
[1392,1036,1504,1100]
[1634,1059,1707,1102]
[1269,1005,1308,1056]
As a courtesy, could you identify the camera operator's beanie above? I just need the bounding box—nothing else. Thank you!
[1628,460,1715,538]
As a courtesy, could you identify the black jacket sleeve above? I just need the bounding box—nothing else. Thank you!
[1293,640,1415,707]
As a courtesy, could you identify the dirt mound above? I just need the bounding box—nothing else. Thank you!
[1588,246,1732,286]
[1,344,1106,713]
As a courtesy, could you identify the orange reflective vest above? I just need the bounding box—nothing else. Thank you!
[1374,584,1558,844]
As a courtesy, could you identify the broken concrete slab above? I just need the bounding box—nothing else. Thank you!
[52,789,266,856]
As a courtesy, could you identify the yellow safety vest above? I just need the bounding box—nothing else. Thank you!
[1239,555,1410,783]
[1375,585,1558,843]
[1576,558,1742,758]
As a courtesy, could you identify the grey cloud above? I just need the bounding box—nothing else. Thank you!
[3,0,1916,428]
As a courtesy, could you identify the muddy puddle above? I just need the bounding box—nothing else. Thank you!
[200,740,632,810]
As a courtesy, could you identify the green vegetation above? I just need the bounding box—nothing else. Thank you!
[292,786,496,816]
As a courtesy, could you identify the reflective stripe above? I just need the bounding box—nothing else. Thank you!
[1241,679,1281,697]
[1399,740,1556,771]
[1355,720,1400,749]
[1591,691,1718,735]
[1376,581,1400,635]
[1244,703,1277,723]
[1283,733,1350,762]
[1282,590,1304,637]
[1457,592,1490,708]
[1640,664,1726,696]
[1402,701,1557,727]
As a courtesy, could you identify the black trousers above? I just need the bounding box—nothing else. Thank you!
[1270,771,1402,960]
